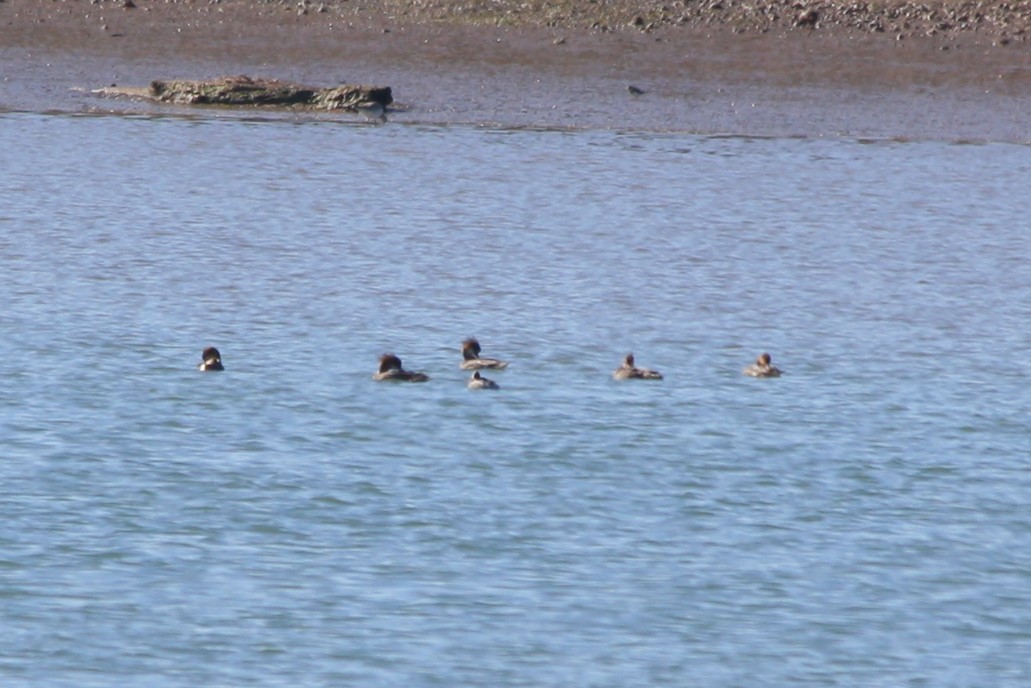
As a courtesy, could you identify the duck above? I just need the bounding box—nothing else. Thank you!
[743,352,782,378]
[459,337,509,370]
[198,346,224,372]
[612,353,663,380]
[373,353,429,382]
[467,371,499,390]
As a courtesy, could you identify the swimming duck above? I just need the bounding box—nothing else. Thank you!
[743,352,782,378]
[467,371,500,390]
[198,346,224,372]
[373,353,430,382]
[612,353,663,380]
[460,337,509,370]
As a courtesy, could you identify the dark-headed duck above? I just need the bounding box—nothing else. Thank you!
[613,353,663,380]
[198,346,224,372]
[467,370,500,390]
[460,337,509,370]
[743,352,782,378]
[373,353,429,382]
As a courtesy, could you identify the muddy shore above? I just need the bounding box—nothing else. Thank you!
[2,0,1031,140]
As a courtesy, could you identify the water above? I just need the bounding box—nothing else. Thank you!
[1,112,1030,686]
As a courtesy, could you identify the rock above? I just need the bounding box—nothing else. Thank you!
[796,8,819,27]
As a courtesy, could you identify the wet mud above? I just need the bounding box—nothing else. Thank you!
[2,0,1030,141]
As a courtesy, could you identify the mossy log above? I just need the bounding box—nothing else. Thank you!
[95,75,392,112]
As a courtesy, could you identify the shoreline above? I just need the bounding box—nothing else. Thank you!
[3,0,1031,141]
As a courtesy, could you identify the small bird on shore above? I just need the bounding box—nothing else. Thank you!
[613,353,663,380]
[467,371,500,390]
[355,100,387,123]
[198,346,224,372]
[743,352,782,378]
[373,353,429,382]
[627,85,645,96]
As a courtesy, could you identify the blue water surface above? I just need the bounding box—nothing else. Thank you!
[1,112,1030,687]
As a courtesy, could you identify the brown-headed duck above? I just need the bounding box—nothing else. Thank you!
[459,337,509,370]
[613,353,663,380]
[198,346,224,372]
[373,353,430,382]
[467,371,500,390]
[743,352,782,378]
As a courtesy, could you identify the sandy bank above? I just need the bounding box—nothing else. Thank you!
[2,0,1031,140]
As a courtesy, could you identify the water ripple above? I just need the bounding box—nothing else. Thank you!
[1,113,1030,686]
